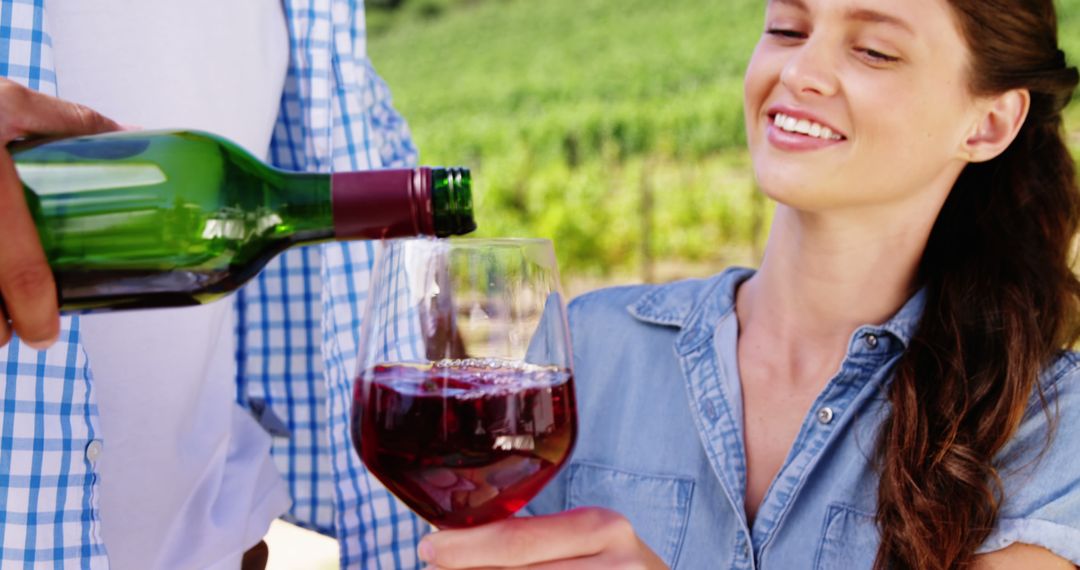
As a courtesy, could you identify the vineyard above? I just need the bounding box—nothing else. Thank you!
[368,0,1080,287]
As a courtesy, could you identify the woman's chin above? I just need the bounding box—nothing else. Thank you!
[755,177,826,209]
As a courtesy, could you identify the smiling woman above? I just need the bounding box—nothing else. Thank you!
[744,0,998,216]
[409,0,1080,569]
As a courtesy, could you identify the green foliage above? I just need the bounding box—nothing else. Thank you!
[370,0,1080,281]
[1061,0,1080,102]
[367,0,460,35]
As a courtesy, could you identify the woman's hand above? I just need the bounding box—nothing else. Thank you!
[417,507,669,569]
[0,78,120,349]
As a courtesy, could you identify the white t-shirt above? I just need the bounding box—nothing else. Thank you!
[47,2,292,569]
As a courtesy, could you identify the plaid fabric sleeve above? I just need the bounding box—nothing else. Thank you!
[325,4,430,568]
[236,0,428,567]
[234,0,338,535]
[0,1,108,568]
[0,326,106,569]
[0,0,55,92]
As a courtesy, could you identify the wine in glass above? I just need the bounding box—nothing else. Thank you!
[352,238,577,529]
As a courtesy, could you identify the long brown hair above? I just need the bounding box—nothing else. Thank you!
[873,1,1080,568]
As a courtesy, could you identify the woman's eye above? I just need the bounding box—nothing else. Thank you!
[857,47,901,63]
[766,28,807,40]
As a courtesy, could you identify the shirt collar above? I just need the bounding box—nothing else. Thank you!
[876,287,925,348]
[627,267,926,350]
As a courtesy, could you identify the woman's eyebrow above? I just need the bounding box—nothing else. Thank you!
[844,7,916,36]
[768,0,916,37]
[769,0,810,12]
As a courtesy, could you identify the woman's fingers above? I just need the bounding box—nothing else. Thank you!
[418,508,637,569]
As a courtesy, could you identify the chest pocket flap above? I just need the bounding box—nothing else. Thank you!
[815,503,880,570]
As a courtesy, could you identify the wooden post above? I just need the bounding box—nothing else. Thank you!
[640,159,655,283]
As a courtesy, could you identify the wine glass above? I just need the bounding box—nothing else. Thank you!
[351,237,577,529]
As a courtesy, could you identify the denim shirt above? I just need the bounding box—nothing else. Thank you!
[527,267,1080,569]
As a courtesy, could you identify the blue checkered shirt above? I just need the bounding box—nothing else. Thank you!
[0,0,426,567]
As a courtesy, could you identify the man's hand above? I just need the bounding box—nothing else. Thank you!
[0,78,121,349]
[417,507,669,570]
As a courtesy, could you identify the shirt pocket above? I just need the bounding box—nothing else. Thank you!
[814,503,880,570]
[565,461,694,568]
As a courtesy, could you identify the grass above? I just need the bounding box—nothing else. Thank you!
[369,0,1080,282]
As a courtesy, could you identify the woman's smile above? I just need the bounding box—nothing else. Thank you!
[766,107,847,151]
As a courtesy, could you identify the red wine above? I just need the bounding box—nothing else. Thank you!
[353,360,576,528]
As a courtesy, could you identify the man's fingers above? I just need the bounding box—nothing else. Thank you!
[0,78,114,351]
[0,151,58,348]
[419,508,633,569]
[0,308,12,349]
[0,78,120,139]
[0,78,98,350]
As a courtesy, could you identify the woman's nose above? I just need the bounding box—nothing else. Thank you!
[780,39,840,98]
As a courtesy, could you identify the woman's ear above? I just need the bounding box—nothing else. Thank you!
[961,88,1030,163]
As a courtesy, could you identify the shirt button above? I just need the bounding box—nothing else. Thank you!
[864,334,879,349]
[817,407,835,425]
[85,440,103,463]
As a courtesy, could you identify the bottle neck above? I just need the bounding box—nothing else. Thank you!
[276,171,336,245]
[430,167,477,236]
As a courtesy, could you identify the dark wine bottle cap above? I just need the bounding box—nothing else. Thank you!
[332,167,475,239]
[332,168,434,239]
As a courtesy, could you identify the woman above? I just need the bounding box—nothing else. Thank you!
[416,0,1080,567]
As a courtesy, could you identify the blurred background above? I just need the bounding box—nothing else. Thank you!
[367,0,1080,295]
[267,1,1080,566]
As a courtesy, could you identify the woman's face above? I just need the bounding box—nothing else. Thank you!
[744,0,983,213]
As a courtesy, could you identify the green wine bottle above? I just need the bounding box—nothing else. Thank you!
[11,129,476,313]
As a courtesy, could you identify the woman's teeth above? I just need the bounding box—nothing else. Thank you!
[773,113,844,140]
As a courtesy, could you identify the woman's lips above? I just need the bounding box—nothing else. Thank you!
[766,111,848,151]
